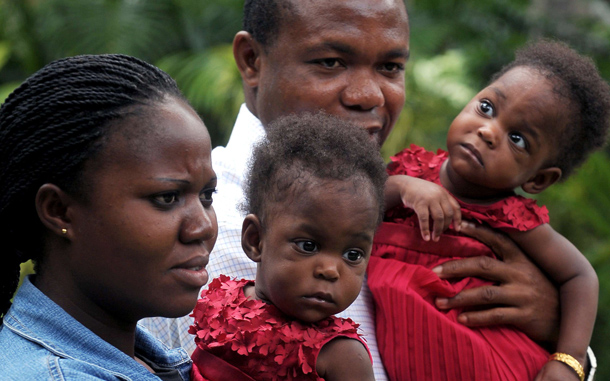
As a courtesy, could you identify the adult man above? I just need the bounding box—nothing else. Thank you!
[142,0,590,379]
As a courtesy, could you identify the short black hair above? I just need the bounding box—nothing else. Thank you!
[493,39,610,179]
[0,54,186,316]
[243,0,295,48]
[243,112,387,226]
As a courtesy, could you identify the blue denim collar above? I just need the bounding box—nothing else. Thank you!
[2,276,191,380]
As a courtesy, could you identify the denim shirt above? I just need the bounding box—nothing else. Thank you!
[0,276,192,380]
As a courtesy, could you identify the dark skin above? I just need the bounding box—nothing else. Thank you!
[34,98,217,370]
[234,0,562,348]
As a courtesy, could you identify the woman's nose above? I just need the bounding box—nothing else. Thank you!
[179,198,217,244]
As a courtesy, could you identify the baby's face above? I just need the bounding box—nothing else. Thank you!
[253,176,379,323]
[445,66,567,195]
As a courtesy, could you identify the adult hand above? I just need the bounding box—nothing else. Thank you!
[432,221,559,346]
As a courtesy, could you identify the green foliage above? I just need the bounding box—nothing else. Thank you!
[156,45,243,146]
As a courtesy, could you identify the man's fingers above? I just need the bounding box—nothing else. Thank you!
[432,255,510,282]
[458,221,526,262]
[435,285,514,310]
[457,306,522,327]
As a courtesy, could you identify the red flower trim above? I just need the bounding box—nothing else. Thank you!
[190,276,363,380]
[386,145,549,231]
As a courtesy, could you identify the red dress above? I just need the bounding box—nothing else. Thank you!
[368,145,550,381]
[189,275,371,381]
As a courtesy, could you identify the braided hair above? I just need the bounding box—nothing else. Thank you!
[0,54,185,317]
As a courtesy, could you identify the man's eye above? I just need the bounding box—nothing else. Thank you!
[296,240,319,253]
[153,192,179,205]
[509,132,527,149]
[479,100,494,117]
[380,62,404,73]
[343,249,365,264]
[317,58,341,69]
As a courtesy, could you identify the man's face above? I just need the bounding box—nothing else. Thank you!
[253,0,409,146]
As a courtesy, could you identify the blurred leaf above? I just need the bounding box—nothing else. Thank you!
[157,44,243,147]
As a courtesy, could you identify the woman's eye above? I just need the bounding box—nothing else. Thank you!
[479,100,494,117]
[153,192,179,205]
[200,188,216,206]
[296,240,319,253]
[509,132,527,149]
[343,249,365,264]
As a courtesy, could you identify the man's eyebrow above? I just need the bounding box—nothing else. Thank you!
[385,48,410,61]
[306,42,410,60]
[153,178,190,185]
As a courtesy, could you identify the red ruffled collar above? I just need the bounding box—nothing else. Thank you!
[386,144,549,231]
[190,275,362,380]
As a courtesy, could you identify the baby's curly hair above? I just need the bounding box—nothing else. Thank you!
[492,39,610,179]
[242,112,387,225]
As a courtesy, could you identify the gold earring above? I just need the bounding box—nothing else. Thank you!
[61,228,67,235]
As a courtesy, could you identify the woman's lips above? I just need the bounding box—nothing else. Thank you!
[171,255,209,288]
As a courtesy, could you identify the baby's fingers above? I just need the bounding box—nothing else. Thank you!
[412,205,432,241]
[429,203,447,242]
[449,197,462,232]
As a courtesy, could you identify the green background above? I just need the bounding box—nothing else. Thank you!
[2,0,609,377]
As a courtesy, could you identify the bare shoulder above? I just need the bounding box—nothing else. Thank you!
[316,337,374,381]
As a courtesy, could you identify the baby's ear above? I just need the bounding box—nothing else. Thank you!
[242,214,263,262]
[521,167,562,194]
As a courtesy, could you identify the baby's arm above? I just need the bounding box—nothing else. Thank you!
[385,174,462,241]
[316,337,374,381]
[509,224,598,381]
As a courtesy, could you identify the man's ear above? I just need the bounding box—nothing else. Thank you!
[35,183,74,238]
[233,31,263,90]
[242,214,264,263]
[521,167,562,194]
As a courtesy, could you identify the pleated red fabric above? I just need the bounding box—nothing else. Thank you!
[367,146,550,380]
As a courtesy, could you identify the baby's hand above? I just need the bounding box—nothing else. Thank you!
[535,360,582,381]
[385,175,461,241]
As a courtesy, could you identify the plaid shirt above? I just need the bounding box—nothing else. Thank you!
[139,104,389,380]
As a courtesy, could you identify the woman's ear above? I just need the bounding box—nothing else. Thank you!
[35,184,74,239]
[233,31,263,90]
[242,214,264,262]
[521,167,562,194]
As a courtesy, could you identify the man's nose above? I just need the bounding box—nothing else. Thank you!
[341,69,385,111]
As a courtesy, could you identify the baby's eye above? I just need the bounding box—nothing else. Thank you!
[478,100,494,117]
[509,132,527,149]
[343,249,365,264]
[153,192,179,206]
[296,240,319,253]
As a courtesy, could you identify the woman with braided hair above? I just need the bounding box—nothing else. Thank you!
[0,54,218,379]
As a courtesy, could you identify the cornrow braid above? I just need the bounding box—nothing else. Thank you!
[0,54,185,317]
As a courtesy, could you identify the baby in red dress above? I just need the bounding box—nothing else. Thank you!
[189,113,388,380]
[369,39,609,381]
